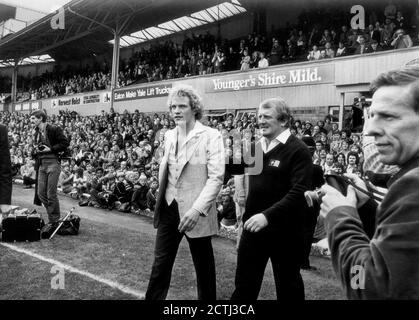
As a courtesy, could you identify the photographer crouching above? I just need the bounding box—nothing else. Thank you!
[30,110,70,238]
[320,66,419,299]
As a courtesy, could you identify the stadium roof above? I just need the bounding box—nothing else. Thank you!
[0,54,54,67]
[110,0,246,47]
[0,0,247,63]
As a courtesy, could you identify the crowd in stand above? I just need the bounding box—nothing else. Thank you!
[1,1,418,103]
[0,107,364,232]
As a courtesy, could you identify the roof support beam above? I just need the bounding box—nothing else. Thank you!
[155,25,176,33]
[127,34,148,41]
[68,6,115,33]
[171,20,184,31]
[142,29,154,40]
[187,15,209,24]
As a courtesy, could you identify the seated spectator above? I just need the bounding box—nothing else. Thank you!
[336,152,346,171]
[217,187,236,227]
[20,158,36,189]
[330,131,342,154]
[354,35,372,54]
[257,51,269,68]
[113,172,133,211]
[71,168,87,199]
[87,168,106,208]
[302,121,313,135]
[249,51,260,69]
[100,175,118,210]
[313,141,324,163]
[335,42,348,57]
[314,148,327,168]
[131,173,149,213]
[345,151,362,176]
[323,153,335,173]
[324,42,335,58]
[382,18,396,47]
[58,163,74,194]
[391,29,413,49]
[370,40,383,53]
[307,45,321,60]
[146,178,159,212]
[319,50,327,59]
[367,24,381,44]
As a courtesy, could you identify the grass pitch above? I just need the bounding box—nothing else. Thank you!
[0,186,344,300]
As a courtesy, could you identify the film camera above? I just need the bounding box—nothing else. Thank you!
[32,143,48,155]
[37,143,47,151]
[305,172,350,208]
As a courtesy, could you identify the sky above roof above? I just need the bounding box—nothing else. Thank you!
[1,0,71,13]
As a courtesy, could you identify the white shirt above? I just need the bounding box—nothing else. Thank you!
[261,128,291,153]
[258,58,269,68]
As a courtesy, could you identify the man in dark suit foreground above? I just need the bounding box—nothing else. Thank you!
[321,65,419,299]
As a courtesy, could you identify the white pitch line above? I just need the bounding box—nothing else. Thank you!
[0,242,145,299]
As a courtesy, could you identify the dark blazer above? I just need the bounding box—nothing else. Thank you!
[325,155,419,299]
[34,124,69,162]
[33,124,69,205]
[0,124,12,205]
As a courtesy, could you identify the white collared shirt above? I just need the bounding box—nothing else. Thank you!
[261,128,291,153]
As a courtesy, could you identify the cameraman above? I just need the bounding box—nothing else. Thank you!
[320,66,419,299]
[30,110,69,235]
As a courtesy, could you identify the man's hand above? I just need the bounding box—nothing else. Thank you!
[178,208,201,233]
[320,184,357,219]
[343,173,370,208]
[243,213,268,232]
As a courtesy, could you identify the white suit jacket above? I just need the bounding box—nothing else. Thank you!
[154,121,225,238]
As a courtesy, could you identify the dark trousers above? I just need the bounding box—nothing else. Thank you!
[37,158,61,223]
[145,199,216,300]
[301,206,320,268]
[231,228,305,301]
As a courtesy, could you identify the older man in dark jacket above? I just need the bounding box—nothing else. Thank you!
[321,66,419,299]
